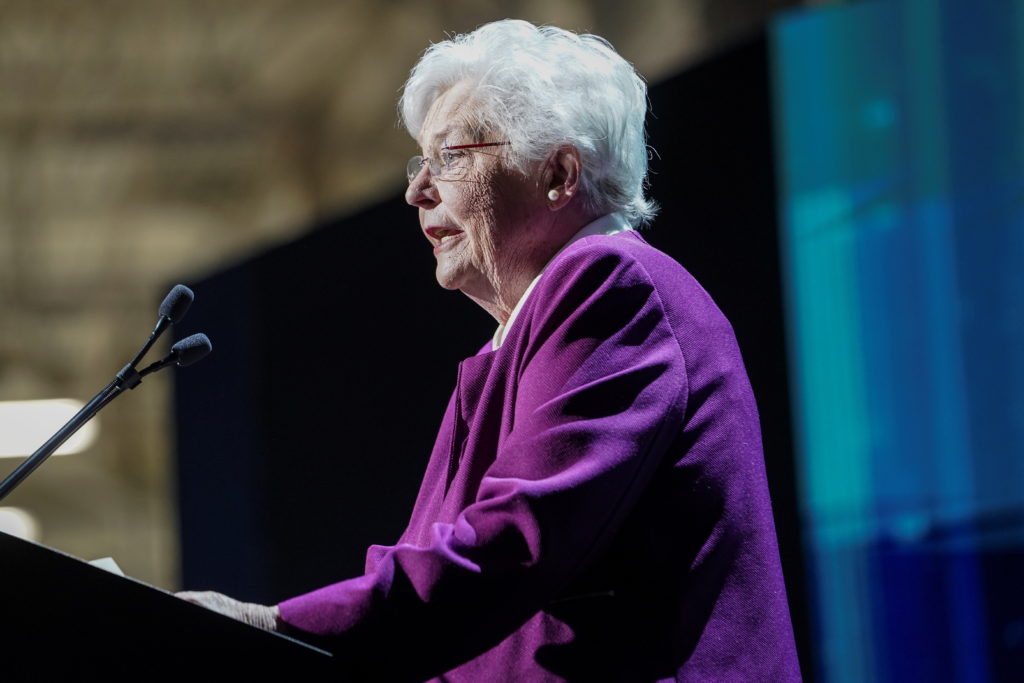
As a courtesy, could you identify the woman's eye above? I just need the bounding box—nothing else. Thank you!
[441,150,464,167]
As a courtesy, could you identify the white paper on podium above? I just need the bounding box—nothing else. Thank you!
[88,556,125,576]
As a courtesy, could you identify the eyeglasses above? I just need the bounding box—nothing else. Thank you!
[406,141,511,183]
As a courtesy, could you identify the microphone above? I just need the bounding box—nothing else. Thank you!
[137,333,213,377]
[159,284,194,323]
[0,286,213,501]
[127,284,195,371]
[170,333,212,367]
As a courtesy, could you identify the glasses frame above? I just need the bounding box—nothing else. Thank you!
[407,141,511,182]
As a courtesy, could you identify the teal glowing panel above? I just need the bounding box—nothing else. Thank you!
[772,0,1024,680]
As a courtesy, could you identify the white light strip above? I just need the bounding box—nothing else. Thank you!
[0,506,40,541]
[0,399,98,458]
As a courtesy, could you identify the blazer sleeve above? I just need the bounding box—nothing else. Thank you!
[277,242,689,679]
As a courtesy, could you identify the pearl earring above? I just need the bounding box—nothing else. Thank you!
[547,189,560,201]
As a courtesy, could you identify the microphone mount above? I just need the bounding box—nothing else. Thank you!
[0,285,211,502]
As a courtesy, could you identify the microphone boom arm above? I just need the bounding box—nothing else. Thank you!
[0,379,120,502]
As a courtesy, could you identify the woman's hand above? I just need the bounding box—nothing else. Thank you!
[176,590,279,631]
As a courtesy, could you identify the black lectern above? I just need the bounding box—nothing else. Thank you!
[0,531,332,675]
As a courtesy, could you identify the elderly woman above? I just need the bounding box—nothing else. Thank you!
[180,19,800,681]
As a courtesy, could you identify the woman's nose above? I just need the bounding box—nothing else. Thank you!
[405,166,440,209]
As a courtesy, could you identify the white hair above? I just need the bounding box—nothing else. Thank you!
[400,20,657,226]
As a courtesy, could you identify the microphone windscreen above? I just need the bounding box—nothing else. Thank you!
[171,333,212,367]
[159,285,194,323]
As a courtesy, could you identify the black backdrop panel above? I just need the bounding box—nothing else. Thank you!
[175,196,495,601]
[175,30,809,675]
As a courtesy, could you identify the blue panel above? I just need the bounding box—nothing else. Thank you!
[772,0,1024,680]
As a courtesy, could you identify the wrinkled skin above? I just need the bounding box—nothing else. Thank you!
[176,590,279,631]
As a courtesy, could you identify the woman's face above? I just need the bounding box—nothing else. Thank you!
[405,81,551,316]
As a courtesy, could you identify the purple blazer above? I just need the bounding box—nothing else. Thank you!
[279,231,801,681]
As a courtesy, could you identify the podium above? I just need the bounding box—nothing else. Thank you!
[0,531,332,674]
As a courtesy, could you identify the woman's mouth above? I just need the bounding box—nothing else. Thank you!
[426,226,464,253]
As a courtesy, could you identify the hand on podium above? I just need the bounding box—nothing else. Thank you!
[176,590,279,631]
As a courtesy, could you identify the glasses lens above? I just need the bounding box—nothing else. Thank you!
[407,156,425,182]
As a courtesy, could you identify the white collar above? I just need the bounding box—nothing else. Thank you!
[491,213,633,350]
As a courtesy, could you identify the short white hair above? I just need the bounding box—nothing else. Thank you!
[400,20,657,226]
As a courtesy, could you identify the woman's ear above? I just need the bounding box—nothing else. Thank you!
[545,145,582,210]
